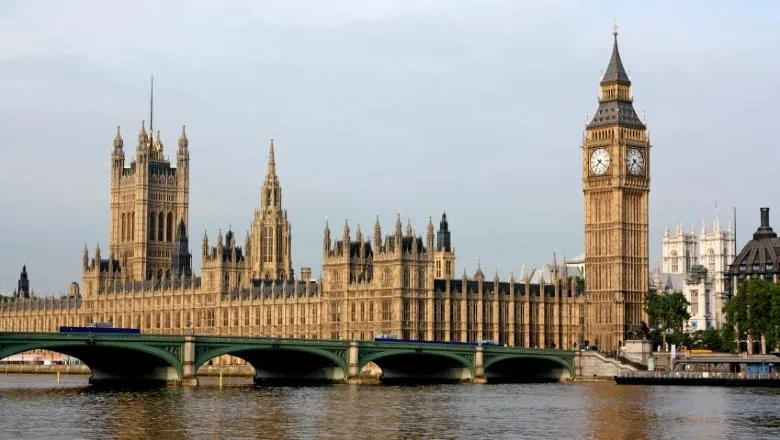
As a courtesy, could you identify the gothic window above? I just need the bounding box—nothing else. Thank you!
[130,212,135,240]
[418,269,425,288]
[707,249,715,272]
[266,308,272,325]
[404,268,411,287]
[300,307,306,325]
[671,251,679,272]
[149,212,156,240]
[263,226,273,262]
[166,213,173,241]
[288,308,294,325]
[224,273,229,291]
[121,213,126,241]
[158,213,164,242]
[351,303,356,321]
[383,268,391,286]
[360,302,365,322]
[312,307,318,324]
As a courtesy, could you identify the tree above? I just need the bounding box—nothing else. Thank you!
[645,291,691,350]
[723,279,780,353]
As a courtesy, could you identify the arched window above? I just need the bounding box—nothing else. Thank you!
[166,213,173,241]
[121,213,126,241]
[263,226,273,262]
[383,268,391,286]
[671,251,678,273]
[149,211,156,240]
[707,249,716,272]
[158,213,164,241]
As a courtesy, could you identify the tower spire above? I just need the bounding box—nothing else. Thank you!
[601,23,630,85]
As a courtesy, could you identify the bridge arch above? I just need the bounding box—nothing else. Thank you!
[0,339,182,385]
[196,344,349,385]
[360,349,475,383]
[483,354,574,382]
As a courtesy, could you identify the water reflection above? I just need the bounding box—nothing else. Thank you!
[0,376,778,440]
[585,384,649,440]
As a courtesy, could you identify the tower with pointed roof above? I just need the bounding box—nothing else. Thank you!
[246,138,293,280]
[433,212,455,279]
[582,28,650,352]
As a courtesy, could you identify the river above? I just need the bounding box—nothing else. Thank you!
[0,375,777,439]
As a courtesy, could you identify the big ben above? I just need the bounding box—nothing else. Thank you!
[583,29,649,353]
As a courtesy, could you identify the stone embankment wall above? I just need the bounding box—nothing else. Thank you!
[575,351,636,379]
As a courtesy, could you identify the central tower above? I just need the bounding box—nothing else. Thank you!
[247,138,293,279]
[582,30,650,352]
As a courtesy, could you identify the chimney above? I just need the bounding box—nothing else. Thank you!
[301,267,312,282]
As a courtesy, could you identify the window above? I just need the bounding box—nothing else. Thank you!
[690,290,699,315]
[266,308,272,325]
[382,300,391,321]
[671,251,679,272]
[383,269,391,286]
[707,249,715,272]
[263,226,273,262]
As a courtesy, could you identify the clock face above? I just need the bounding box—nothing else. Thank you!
[589,148,610,175]
[626,148,644,175]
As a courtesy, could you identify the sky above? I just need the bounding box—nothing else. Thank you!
[0,0,778,295]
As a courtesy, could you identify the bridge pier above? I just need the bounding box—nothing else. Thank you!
[345,340,361,384]
[181,335,198,387]
[473,345,487,384]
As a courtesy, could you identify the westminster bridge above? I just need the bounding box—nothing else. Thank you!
[0,332,576,386]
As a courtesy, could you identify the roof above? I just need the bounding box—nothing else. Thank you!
[601,33,631,85]
[587,100,646,129]
[727,207,780,277]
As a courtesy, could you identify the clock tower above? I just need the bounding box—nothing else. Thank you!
[582,29,650,353]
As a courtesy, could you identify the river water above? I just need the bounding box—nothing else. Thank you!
[0,375,778,440]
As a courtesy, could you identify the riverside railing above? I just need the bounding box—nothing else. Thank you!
[617,370,779,381]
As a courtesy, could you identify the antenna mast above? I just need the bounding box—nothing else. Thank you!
[150,75,154,133]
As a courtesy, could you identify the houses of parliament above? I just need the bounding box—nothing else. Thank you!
[0,31,650,354]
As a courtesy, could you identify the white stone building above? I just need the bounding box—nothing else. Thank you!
[653,216,735,330]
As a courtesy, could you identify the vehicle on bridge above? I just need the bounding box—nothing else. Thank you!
[59,325,140,335]
[373,336,501,347]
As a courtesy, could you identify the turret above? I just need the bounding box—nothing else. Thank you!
[323,219,331,254]
[426,216,434,253]
[202,230,209,258]
[373,216,381,251]
[112,125,124,169]
[436,212,451,252]
[342,220,350,254]
[82,244,89,270]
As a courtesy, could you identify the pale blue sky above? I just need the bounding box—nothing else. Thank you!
[1,0,778,295]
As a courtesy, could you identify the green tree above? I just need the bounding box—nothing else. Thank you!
[723,279,780,352]
[645,291,691,349]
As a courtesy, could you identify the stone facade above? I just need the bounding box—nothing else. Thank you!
[582,31,650,353]
[654,217,735,330]
[0,32,650,354]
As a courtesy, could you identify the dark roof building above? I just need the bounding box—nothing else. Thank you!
[727,207,780,292]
